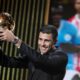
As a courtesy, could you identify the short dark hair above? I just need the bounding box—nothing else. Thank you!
[40,25,58,40]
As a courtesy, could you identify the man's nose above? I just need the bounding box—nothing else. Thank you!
[41,40,45,46]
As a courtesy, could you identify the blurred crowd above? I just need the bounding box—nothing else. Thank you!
[49,0,80,80]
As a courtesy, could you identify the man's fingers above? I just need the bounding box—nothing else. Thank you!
[0,29,15,42]
[0,31,5,40]
[0,33,7,41]
[0,36,5,40]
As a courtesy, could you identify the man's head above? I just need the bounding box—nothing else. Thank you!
[51,5,63,29]
[38,25,57,54]
[74,0,80,14]
[0,12,15,31]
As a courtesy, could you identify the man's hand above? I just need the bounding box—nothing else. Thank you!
[0,28,16,42]
[0,28,22,48]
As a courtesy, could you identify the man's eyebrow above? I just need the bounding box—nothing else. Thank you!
[45,39,52,41]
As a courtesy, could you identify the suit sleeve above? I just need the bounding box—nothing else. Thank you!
[19,43,68,70]
[0,49,28,68]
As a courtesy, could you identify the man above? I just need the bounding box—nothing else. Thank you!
[62,0,80,79]
[68,0,80,72]
[0,17,68,80]
[56,20,80,80]
[50,5,80,80]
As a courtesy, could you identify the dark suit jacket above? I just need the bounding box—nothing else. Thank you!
[0,43,68,80]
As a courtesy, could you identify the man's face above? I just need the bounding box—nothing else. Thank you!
[38,32,53,55]
[75,0,80,13]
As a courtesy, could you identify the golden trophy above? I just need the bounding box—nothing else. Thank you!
[0,12,15,31]
[0,12,15,46]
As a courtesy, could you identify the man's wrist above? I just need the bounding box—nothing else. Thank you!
[13,37,19,44]
[13,36,22,48]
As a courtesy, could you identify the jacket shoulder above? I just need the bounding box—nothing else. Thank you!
[54,48,64,52]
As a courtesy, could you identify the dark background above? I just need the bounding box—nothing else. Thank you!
[48,0,76,24]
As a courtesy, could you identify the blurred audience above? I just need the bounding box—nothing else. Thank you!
[49,4,80,80]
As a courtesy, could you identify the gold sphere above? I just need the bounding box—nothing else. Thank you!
[0,12,15,31]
